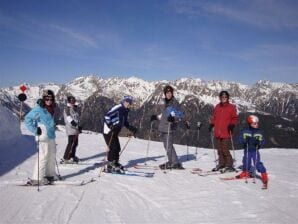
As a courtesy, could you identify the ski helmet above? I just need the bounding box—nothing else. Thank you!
[67,95,76,103]
[163,85,174,95]
[122,95,133,105]
[247,115,259,124]
[42,89,55,101]
[219,90,229,98]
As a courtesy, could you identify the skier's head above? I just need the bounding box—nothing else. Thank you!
[122,95,133,108]
[42,89,55,106]
[247,115,259,128]
[219,90,229,103]
[67,95,76,104]
[163,85,174,100]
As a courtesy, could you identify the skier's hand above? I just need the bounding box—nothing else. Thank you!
[150,115,158,122]
[71,120,77,127]
[167,115,175,123]
[208,124,214,132]
[197,122,202,130]
[78,126,83,133]
[244,136,251,144]
[184,121,190,129]
[228,124,235,134]
[128,126,137,137]
[255,139,261,148]
[36,127,42,136]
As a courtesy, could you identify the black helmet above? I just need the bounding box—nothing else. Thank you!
[163,85,174,95]
[219,90,229,99]
[42,89,55,101]
[67,95,76,103]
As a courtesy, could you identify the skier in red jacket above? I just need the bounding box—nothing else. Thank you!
[209,91,238,173]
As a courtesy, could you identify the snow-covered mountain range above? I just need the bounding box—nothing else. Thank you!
[1,76,297,148]
[1,76,298,118]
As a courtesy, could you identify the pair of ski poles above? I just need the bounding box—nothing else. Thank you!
[145,121,203,166]
[99,132,133,176]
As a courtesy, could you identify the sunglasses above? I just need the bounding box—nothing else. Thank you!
[45,98,53,101]
[251,122,258,125]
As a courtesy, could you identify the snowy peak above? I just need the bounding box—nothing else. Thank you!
[1,76,297,120]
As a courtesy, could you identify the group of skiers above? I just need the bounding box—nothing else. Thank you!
[24,85,268,187]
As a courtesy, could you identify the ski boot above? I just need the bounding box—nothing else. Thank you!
[211,165,225,172]
[26,178,50,186]
[220,166,236,173]
[105,161,123,174]
[171,163,185,170]
[72,156,80,163]
[159,162,172,170]
[261,172,268,189]
[235,171,250,179]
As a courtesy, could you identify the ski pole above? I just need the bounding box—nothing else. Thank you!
[119,136,132,157]
[253,144,260,184]
[145,121,154,165]
[99,132,114,177]
[245,142,249,184]
[186,128,189,161]
[195,122,202,160]
[210,129,217,166]
[36,135,40,192]
[165,122,171,172]
[55,157,62,180]
[230,130,236,166]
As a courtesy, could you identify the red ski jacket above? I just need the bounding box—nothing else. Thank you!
[211,102,238,139]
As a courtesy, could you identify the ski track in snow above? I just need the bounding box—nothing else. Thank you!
[0,123,298,223]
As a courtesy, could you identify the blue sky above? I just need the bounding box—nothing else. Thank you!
[0,0,298,87]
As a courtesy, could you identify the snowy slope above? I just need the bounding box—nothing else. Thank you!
[0,123,298,223]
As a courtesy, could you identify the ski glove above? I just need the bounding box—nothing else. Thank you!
[150,115,158,122]
[128,126,138,137]
[78,126,83,133]
[228,124,235,133]
[208,124,214,132]
[184,121,190,129]
[167,115,175,123]
[111,125,121,134]
[243,136,251,145]
[36,127,42,136]
[71,120,77,127]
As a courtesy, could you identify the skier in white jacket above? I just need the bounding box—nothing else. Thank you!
[62,96,82,163]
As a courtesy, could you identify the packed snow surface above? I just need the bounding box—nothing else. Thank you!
[0,124,298,223]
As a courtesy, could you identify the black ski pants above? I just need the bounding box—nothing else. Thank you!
[63,135,79,160]
[103,132,121,163]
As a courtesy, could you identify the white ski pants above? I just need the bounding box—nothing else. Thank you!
[32,138,57,181]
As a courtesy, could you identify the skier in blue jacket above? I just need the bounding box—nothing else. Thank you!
[25,90,59,185]
[237,115,268,187]
[103,96,137,173]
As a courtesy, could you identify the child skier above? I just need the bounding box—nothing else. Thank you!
[103,96,137,173]
[237,115,268,188]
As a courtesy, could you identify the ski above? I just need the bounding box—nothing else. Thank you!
[219,176,253,181]
[17,178,96,187]
[134,164,202,171]
[133,164,159,170]
[103,170,154,178]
